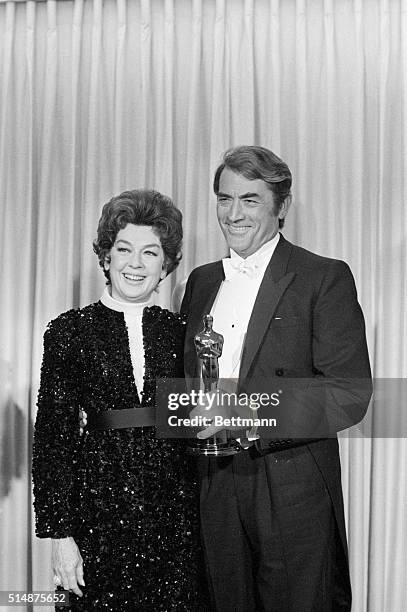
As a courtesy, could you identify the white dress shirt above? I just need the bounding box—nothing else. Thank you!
[211,233,280,381]
[100,287,153,401]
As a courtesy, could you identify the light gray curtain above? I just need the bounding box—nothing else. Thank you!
[0,1,406,610]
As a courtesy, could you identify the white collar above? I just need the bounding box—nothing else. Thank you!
[100,287,154,316]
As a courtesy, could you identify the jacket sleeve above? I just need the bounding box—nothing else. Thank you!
[309,260,372,431]
[254,260,372,452]
[32,313,83,538]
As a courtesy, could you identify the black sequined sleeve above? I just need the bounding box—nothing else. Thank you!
[32,312,83,538]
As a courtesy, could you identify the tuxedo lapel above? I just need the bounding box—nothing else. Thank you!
[239,235,296,382]
[185,262,224,379]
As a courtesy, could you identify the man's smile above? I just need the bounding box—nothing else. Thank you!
[226,225,252,234]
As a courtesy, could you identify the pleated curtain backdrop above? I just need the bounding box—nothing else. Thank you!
[0,0,406,610]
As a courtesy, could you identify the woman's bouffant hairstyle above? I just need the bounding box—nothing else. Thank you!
[213,145,292,228]
[93,189,183,283]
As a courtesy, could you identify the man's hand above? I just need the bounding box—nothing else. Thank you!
[52,537,85,596]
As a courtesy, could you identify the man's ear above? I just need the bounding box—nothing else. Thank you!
[278,194,292,220]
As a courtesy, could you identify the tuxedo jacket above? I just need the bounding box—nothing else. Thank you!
[181,233,372,560]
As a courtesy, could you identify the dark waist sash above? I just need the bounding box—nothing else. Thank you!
[87,407,156,431]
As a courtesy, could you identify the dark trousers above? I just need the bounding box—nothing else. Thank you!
[198,445,351,612]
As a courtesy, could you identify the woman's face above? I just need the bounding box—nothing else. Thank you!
[105,224,166,303]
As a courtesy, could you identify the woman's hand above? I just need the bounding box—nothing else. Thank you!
[52,537,85,597]
[79,409,87,435]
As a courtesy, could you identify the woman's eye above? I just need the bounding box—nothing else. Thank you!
[117,247,130,253]
[144,250,158,256]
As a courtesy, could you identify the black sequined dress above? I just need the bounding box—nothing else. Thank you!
[32,302,208,611]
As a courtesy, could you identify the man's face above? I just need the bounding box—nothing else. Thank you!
[216,167,290,258]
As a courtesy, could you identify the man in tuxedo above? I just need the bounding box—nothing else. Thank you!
[180,146,371,611]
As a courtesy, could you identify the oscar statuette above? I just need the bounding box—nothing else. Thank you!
[187,314,241,456]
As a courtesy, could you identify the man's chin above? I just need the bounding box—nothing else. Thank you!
[224,234,251,253]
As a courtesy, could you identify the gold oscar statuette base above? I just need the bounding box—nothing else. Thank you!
[187,437,241,456]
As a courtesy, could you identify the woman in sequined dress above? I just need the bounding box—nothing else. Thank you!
[32,190,208,611]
